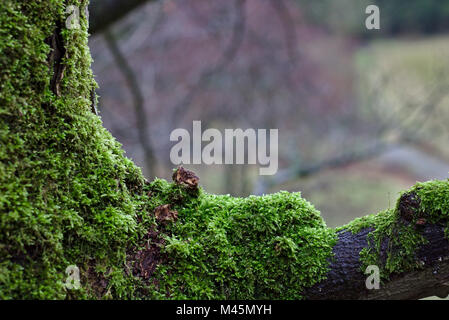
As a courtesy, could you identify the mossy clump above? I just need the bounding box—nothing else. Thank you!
[413,180,449,222]
[338,179,449,281]
[145,179,337,299]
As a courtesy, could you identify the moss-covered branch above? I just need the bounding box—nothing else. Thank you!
[306,183,449,299]
[1,0,449,300]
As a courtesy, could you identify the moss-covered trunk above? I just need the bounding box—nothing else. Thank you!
[0,0,150,299]
[1,0,449,300]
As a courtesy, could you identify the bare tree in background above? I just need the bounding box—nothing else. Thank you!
[90,0,449,196]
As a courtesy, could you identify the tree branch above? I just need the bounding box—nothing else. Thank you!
[104,28,157,177]
[270,0,298,64]
[254,142,391,195]
[305,194,449,300]
[169,0,247,120]
[89,0,156,34]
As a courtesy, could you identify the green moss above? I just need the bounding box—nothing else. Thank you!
[146,183,337,299]
[0,0,151,299]
[413,180,449,221]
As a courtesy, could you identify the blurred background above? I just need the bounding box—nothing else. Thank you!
[89,0,449,228]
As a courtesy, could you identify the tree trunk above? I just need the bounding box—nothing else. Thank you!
[1,0,449,300]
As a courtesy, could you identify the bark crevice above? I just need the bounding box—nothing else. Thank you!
[46,21,66,97]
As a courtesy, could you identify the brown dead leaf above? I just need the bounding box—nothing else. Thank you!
[172,166,199,189]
